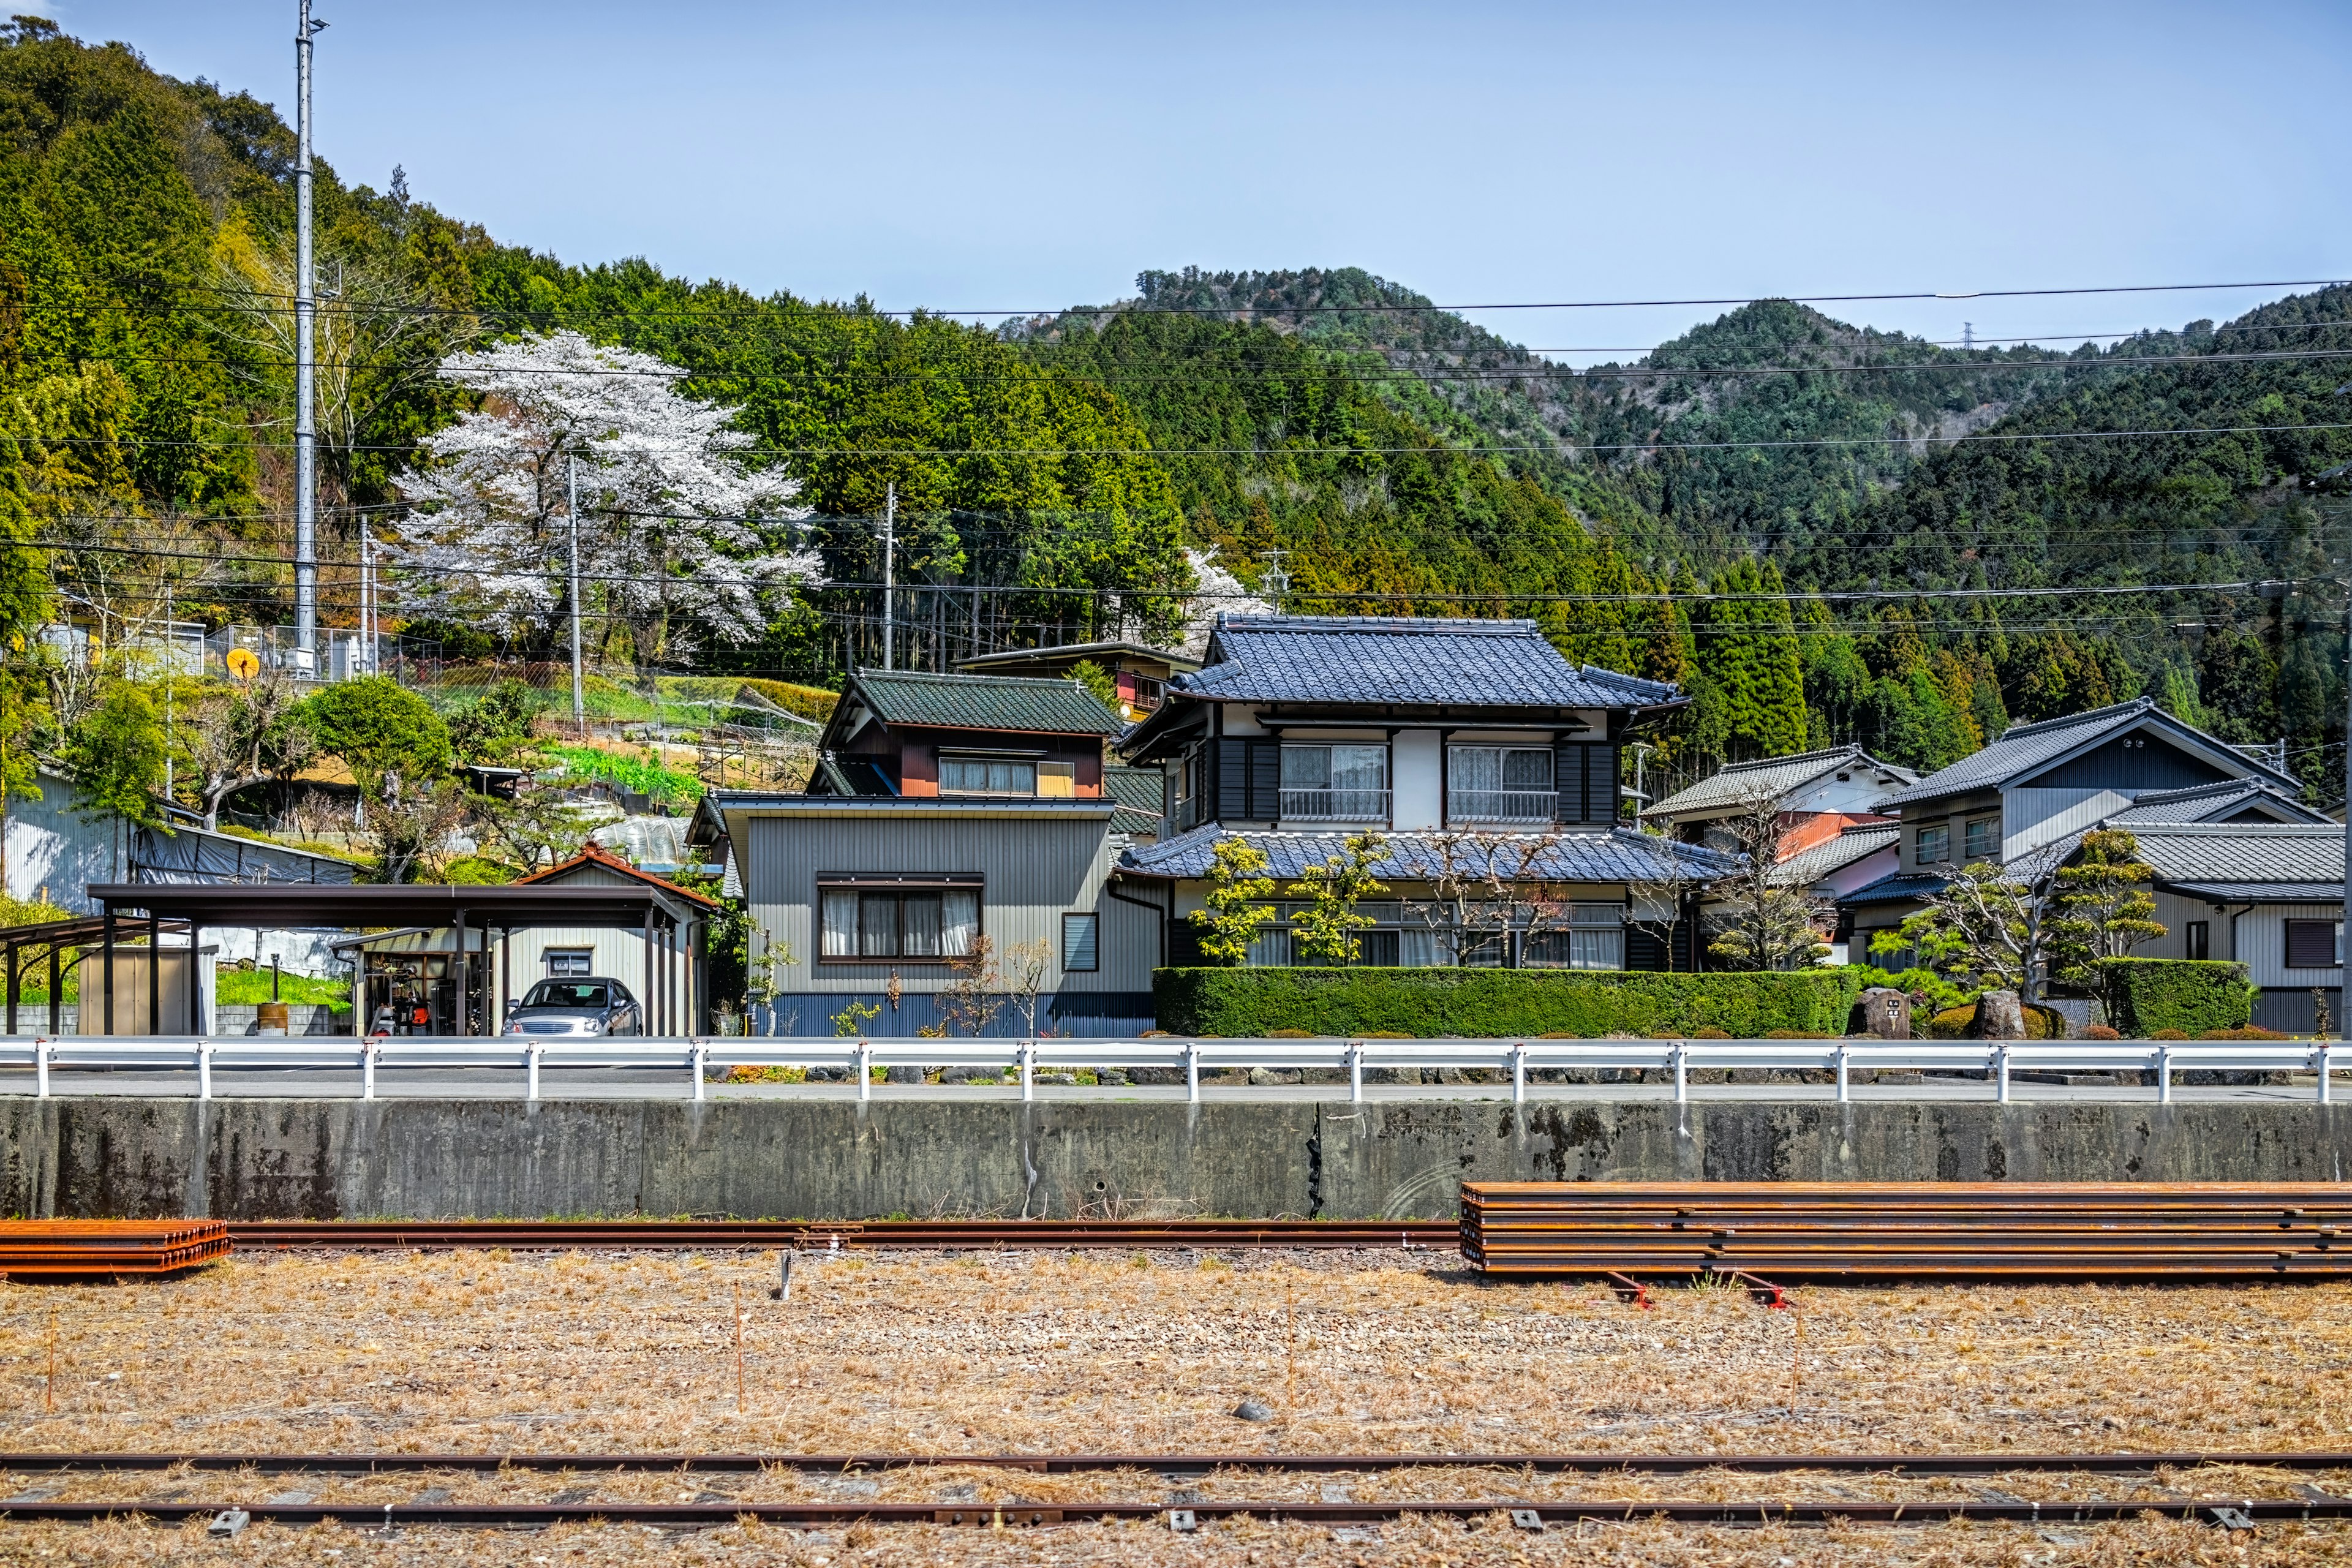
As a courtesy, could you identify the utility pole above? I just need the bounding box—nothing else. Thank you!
[292,1,326,668]
[568,454,586,738]
[880,483,895,671]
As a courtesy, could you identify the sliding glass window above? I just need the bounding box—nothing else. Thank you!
[820,886,979,960]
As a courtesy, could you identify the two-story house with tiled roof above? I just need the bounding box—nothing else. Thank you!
[692,668,1164,1038]
[1115,616,1730,970]
[1843,695,2320,967]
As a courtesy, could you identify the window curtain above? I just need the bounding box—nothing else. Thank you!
[820,890,858,957]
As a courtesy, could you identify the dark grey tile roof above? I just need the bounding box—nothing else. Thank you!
[1647,745,1915,819]
[2128,824,2345,888]
[1771,823,1899,887]
[1877,697,2299,809]
[851,669,1123,736]
[2106,778,2332,826]
[1119,823,1733,883]
[1840,870,1953,906]
[1179,616,1683,710]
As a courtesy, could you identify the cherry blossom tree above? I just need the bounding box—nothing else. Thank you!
[386,331,821,660]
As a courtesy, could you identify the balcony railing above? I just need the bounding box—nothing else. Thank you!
[1280,788,1391,822]
[1447,790,1559,824]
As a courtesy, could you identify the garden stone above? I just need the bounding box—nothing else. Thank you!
[1231,1398,1273,1422]
[1975,990,2027,1040]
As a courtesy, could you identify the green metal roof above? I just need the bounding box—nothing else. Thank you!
[1103,764,1167,837]
[849,669,1123,736]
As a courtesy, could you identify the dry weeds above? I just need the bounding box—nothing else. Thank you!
[2,1246,2351,1563]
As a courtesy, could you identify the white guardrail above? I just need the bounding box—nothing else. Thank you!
[0,1036,2342,1107]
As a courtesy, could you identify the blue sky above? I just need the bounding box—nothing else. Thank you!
[32,1,2352,362]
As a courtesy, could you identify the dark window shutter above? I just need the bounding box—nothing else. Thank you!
[1248,741,1281,821]
[1553,740,1584,824]
[1625,924,1668,971]
[2286,919,2340,969]
[1216,740,1246,823]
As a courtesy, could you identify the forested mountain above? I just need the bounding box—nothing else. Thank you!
[4,18,2350,802]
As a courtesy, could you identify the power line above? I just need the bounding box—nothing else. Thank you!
[36,344,2352,384]
[7,267,2345,320]
[28,419,2352,458]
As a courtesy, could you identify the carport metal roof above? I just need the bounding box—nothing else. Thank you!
[88,882,699,929]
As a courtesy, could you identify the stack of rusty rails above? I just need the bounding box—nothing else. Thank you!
[0,1219,231,1281]
[1460,1182,2352,1283]
[227,1218,1462,1252]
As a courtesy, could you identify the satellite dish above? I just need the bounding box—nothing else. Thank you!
[225,648,261,680]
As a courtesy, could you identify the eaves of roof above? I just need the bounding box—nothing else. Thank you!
[1118,823,1733,883]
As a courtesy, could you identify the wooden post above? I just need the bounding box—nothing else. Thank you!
[187,924,202,1036]
[102,911,115,1036]
[147,911,160,1036]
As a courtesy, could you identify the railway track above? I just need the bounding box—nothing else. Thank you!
[226,1218,1461,1251]
[0,1496,2342,1529]
[3,1451,2346,1532]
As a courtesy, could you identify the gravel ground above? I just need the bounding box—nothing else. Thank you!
[3,1245,2351,1563]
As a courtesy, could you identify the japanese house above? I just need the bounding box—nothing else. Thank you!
[1113,616,1730,968]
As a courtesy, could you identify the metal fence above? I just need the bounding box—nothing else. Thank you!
[0,1035,2340,1107]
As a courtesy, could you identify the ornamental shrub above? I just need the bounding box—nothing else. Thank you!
[1152,967,1866,1039]
[2098,959,2255,1038]
[1920,1003,2062,1039]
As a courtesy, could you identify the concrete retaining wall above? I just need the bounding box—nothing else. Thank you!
[2,1097,2350,1221]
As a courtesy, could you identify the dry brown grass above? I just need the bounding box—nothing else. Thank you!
[4,1246,2352,1562]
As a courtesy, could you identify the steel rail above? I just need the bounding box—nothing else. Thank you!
[0,1496,2342,1529]
[4,1449,2350,1476]
[225,1219,1461,1251]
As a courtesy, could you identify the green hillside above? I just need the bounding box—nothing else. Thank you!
[4,17,2350,798]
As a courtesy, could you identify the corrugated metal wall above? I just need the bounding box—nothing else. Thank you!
[2233,902,2344,989]
[745,812,1156,1016]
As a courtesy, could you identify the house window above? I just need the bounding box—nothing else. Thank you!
[1280,744,1389,820]
[1449,747,1557,823]
[1036,761,1076,799]
[1061,913,1099,973]
[820,886,980,960]
[2185,921,2209,961]
[1130,676,1164,712]
[544,948,594,978]
[1523,903,1626,971]
[2285,919,2342,970]
[939,755,1037,796]
[1915,824,1951,865]
[1962,817,1997,862]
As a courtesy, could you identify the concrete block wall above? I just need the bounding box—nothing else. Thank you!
[0,1097,2347,1221]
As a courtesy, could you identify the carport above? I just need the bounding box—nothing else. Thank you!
[86,883,708,1038]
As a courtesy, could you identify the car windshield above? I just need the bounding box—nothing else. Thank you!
[522,981,612,1009]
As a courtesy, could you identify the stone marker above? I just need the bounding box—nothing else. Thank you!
[1851,987,1912,1040]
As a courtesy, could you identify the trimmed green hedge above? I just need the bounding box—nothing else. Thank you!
[1154,966,1868,1038]
[2099,958,2256,1037]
